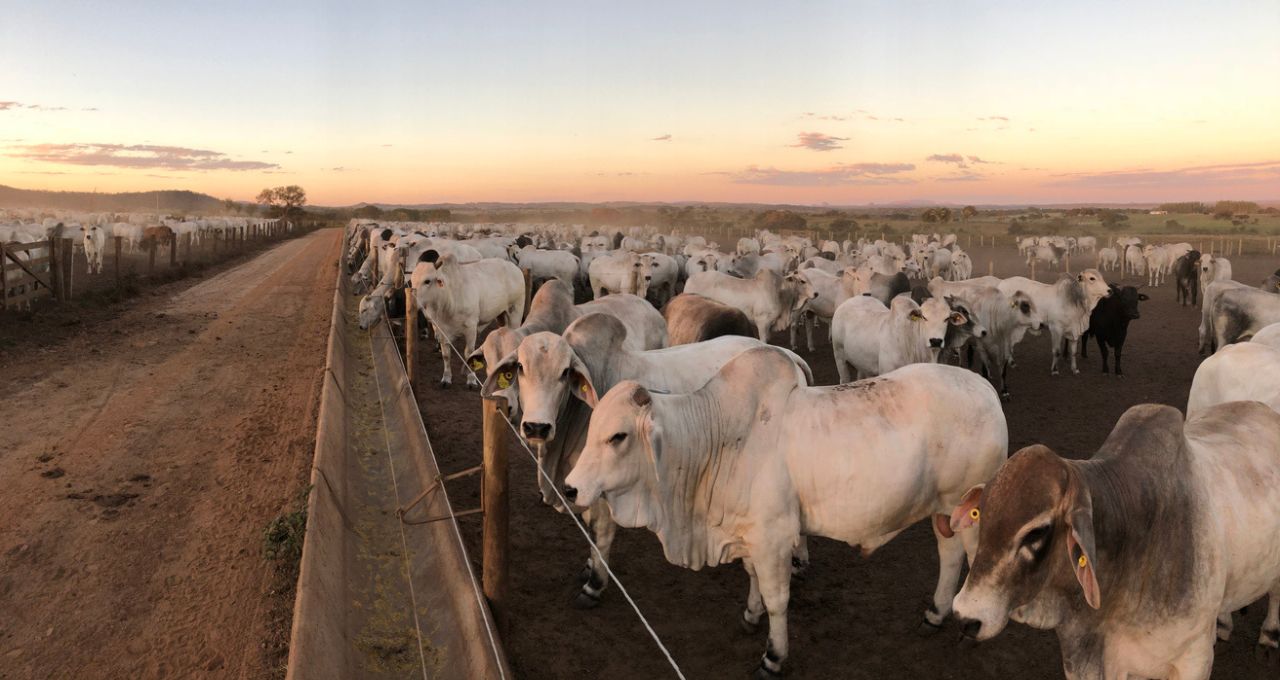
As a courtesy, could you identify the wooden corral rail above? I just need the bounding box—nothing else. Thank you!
[1,240,53,310]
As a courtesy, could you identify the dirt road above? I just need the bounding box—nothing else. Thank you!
[0,229,340,679]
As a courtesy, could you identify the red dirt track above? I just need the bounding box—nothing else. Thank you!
[0,229,340,679]
[417,243,1280,680]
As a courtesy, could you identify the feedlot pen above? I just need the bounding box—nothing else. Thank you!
[405,242,1280,680]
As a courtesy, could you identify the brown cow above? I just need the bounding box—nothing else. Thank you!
[661,293,757,346]
[143,225,175,247]
[950,402,1280,679]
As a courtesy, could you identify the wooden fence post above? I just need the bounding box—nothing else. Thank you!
[482,396,510,635]
[988,260,994,276]
[1,242,8,309]
[1065,252,1071,274]
[114,237,122,289]
[184,232,192,264]
[405,288,417,389]
[63,239,73,300]
[49,228,63,302]
[169,236,177,268]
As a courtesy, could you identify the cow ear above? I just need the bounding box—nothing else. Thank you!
[480,350,518,398]
[569,354,599,408]
[1066,506,1102,609]
[948,484,985,534]
[466,347,486,374]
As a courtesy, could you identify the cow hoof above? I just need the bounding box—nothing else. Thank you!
[1255,643,1280,666]
[916,619,944,637]
[571,590,601,610]
[740,613,762,635]
[1071,368,1080,375]
[1117,374,1126,379]
[1050,370,1060,376]
[438,380,451,389]
[751,664,783,680]
[577,565,594,583]
[999,392,1011,402]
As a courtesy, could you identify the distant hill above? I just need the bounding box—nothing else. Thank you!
[0,184,231,214]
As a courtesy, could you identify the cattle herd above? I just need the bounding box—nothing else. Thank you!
[0,210,285,302]
[347,219,1280,680]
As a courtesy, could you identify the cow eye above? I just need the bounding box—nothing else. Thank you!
[608,432,627,445]
[1020,523,1053,560]
[516,362,524,374]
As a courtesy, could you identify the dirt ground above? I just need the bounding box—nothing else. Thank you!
[415,243,1280,680]
[0,229,340,679]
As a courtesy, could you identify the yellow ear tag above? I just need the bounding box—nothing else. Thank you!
[580,383,589,393]
[470,359,484,370]
[496,371,512,389]
[1078,554,1088,568]
[969,508,980,520]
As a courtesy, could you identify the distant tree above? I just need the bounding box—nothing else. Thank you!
[353,204,383,219]
[830,217,858,234]
[753,209,807,232]
[421,208,451,221]
[1215,200,1259,215]
[1157,201,1207,214]
[257,185,307,218]
[1099,210,1129,230]
[223,197,238,214]
[961,205,978,221]
[1007,219,1028,236]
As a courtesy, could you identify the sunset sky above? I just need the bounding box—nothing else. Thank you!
[3,0,1278,206]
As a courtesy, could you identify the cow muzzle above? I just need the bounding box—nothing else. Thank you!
[522,421,553,442]
[928,338,944,349]
[562,485,578,503]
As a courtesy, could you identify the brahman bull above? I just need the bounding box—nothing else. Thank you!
[412,250,526,388]
[951,402,1280,680]
[998,269,1111,375]
[481,315,812,609]
[565,349,1007,678]
[830,295,968,383]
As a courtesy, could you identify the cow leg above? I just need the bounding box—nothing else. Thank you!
[1113,342,1124,377]
[805,313,816,353]
[437,333,453,387]
[740,558,766,633]
[1079,332,1089,358]
[1067,336,1080,374]
[920,520,966,635]
[1049,329,1064,375]
[757,319,772,346]
[750,550,792,679]
[574,503,618,609]
[463,325,481,388]
[1257,589,1280,665]
[788,321,798,350]
[1170,635,1215,680]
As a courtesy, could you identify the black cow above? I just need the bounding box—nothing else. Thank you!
[1173,249,1200,306]
[1081,284,1148,376]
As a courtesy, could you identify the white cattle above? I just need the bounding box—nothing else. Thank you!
[736,237,761,256]
[411,251,526,387]
[1199,279,1247,354]
[481,317,811,607]
[1124,244,1145,277]
[1199,254,1233,297]
[928,278,1044,398]
[1077,236,1097,252]
[1252,323,1280,350]
[830,295,967,382]
[951,402,1280,680]
[998,269,1111,375]
[638,252,680,305]
[80,224,106,274]
[566,350,1007,677]
[1143,244,1170,286]
[1187,342,1280,417]
[929,247,953,279]
[511,246,579,290]
[684,269,816,345]
[587,250,648,299]
[108,222,144,252]
[1095,247,1120,272]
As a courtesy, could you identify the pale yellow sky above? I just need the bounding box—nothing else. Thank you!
[3,1,1278,205]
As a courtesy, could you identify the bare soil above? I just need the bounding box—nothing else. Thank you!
[415,244,1280,680]
[0,229,340,679]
